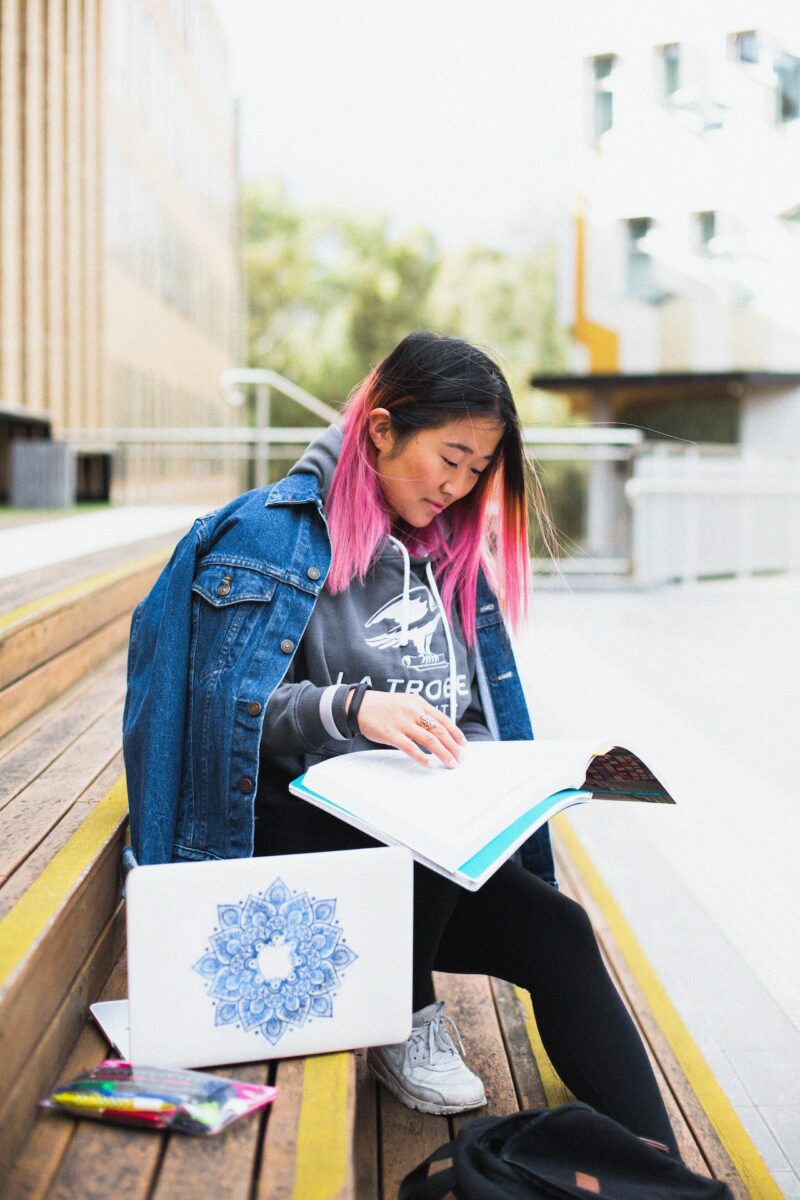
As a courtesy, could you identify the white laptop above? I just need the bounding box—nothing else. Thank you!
[92,846,412,1069]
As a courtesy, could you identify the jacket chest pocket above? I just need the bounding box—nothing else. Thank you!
[191,563,278,679]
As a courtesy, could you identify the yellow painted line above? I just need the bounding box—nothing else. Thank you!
[0,777,128,991]
[0,548,169,633]
[292,1053,352,1200]
[514,985,573,1108]
[555,814,783,1200]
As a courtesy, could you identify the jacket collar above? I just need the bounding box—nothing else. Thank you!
[265,472,322,507]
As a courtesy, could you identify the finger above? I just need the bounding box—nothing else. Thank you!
[396,734,438,769]
[409,725,458,768]
[414,711,463,760]
[421,703,466,746]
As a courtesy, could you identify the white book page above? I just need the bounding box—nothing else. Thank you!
[300,740,608,869]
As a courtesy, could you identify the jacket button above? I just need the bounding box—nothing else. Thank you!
[248,701,262,717]
[307,566,321,581]
[217,580,231,596]
[280,638,294,654]
[239,776,254,794]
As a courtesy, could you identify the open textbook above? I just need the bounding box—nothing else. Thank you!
[290,740,675,891]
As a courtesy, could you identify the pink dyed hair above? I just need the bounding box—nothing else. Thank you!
[324,364,535,645]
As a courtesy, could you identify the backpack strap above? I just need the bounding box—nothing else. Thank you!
[399,1141,459,1200]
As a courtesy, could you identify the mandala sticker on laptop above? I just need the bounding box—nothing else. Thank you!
[193,878,358,1045]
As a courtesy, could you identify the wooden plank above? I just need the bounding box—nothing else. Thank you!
[0,613,129,739]
[490,977,550,1110]
[0,535,170,616]
[0,952,128,1200]
[0,698,124,884]
[0,904,126,1180]
[554,836,751,1196]
[0,648,126,766]
[1,1028,101,1200]
[257,1054,355,1200]
[0,815,125,1117]
[0,563,158,689]
[0,752,124,919]
[257,1057,304,1199]
[433,971,518,1137]
[152,1063,270,1200]
[378,1086,450,1200]
[0,651,126,813]
[352,1050,379,1200]
[46,1124,163,1200]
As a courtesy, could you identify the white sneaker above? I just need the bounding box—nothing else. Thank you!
[367,1001,487,1115]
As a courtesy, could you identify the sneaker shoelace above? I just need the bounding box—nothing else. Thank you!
[411,1005,466,1065]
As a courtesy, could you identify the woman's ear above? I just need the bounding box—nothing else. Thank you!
[367,408,395,455]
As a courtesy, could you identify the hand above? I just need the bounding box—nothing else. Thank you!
[348,690,467,769]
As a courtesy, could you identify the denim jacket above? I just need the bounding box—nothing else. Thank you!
[122,472,555,884]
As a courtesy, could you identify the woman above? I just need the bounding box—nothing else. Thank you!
[123,331,677,1153]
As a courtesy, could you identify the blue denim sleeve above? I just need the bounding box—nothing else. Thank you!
[122,518,207,864]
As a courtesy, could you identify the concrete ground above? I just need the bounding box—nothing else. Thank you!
[517,574,800,1196]
[0,503,207,581]
[4,508,798,1192]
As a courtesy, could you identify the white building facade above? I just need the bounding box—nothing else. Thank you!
[555,0,800,405]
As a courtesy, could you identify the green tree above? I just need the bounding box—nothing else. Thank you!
[243,180,440,415]
[425,240,570,424]
[243,177,570,423]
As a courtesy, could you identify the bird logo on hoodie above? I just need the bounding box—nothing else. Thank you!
[363,586,446,672]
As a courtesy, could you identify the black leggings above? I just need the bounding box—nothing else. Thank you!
[254,786,678,1156]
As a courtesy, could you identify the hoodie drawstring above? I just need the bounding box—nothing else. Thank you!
[387,535,457,725]
[388,534,411,648]
[425,561,458,725]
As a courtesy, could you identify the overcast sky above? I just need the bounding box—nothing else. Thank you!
[213,0,576,249]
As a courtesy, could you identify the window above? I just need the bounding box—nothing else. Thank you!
[591,55,616,142]
[696,211,716,253]
[626,218,654,300]
[775,53,800,122]
[732,31,760,64]
[660,43,681,100]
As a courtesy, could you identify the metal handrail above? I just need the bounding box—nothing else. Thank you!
[219,367,341,426]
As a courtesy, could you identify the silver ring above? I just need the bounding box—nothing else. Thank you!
[417,713,438,732]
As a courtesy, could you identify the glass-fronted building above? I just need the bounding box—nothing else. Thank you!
[0,0,243,502]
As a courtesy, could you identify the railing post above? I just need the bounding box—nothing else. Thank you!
[255,384,271,487]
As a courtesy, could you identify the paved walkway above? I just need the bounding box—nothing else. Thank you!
[517,575,800,1196]
[0,505,208,580]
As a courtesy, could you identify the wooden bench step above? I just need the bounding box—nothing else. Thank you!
[2,949,358,1200]
[0,697,125,887]
[7,917,755,1200]
[0,546,166,740]
[0,737,768,1200]
[0,781,128,1168]
[0,648,126,809]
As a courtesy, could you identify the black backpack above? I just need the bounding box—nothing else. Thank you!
[399,1103,734,1200]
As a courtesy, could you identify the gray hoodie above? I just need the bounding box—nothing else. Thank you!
[259,425,492,781]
